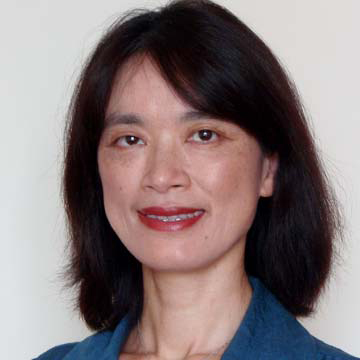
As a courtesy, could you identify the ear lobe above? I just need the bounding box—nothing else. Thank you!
[259,153,278,197]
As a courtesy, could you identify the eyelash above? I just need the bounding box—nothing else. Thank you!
[113,129,220,148]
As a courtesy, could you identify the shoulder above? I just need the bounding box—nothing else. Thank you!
[33,330,113,359]
[33,343,78,360]
[33,314,133,360]
[314,338,359,360]
[245,277,359,359]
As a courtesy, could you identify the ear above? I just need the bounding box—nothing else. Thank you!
[259,153,278,198]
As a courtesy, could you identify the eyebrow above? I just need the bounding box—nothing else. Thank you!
[104,110,213,128]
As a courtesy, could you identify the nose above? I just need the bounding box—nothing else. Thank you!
[141,141,191,193]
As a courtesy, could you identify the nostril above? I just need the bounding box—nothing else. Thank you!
[142,168,190,193]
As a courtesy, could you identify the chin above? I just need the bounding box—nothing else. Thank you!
[138,249,221,273]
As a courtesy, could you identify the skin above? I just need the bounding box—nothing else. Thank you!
[97,56,278,360]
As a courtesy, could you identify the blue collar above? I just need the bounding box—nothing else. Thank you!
[64,276,317,359]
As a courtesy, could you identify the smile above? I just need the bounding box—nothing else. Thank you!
[138,209,205,231]
[144,210,204,222]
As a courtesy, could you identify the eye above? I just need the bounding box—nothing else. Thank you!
[190,129,219,143]
[115,135,145,147]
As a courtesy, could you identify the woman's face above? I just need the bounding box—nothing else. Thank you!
[97,57,277,271]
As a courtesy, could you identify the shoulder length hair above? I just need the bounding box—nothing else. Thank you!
[63,0,341,331]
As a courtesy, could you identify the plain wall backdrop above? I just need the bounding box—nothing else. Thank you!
[0,1,359,359]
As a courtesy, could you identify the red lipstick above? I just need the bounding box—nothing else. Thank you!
[138,206,205,232]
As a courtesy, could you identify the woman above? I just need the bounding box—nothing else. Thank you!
[35,0,358,359]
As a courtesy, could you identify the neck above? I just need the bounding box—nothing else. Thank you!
[122,246,252,360]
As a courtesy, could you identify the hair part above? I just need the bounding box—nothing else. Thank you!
[62,0,342,330]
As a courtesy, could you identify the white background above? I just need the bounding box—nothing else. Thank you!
[0,1,359,359]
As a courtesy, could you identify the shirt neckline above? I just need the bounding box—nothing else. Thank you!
[89,276,315,360]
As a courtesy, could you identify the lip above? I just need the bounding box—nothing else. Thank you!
[138,206,205,232]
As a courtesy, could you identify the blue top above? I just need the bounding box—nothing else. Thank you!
[34,277,359,359]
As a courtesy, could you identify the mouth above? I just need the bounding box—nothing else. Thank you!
[138,207,205,232]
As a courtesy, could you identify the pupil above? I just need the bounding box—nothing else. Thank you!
[199,129,212,141]
[126,135,137,145]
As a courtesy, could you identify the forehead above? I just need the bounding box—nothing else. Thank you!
[107,55,187,112]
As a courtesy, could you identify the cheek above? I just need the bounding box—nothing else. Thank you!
[194,150,263,203]
[99,162,123,197]
[97,151,140,210]
[192,148,264,243]
[97,153,143,241]
[100,145,141,178]
[165,156,254,264]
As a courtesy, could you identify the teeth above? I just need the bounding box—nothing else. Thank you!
[145,210,204,222]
